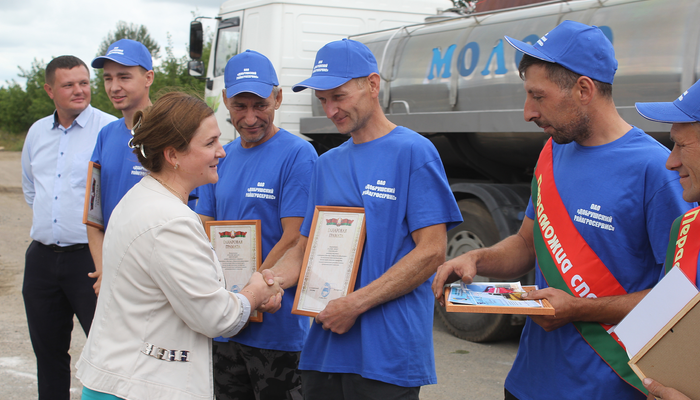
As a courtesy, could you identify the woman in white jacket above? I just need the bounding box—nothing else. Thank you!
[77,92,283,400]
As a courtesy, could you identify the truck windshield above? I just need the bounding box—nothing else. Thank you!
[213,18,240,77]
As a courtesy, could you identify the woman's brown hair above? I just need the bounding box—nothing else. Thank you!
[130,92,213,173]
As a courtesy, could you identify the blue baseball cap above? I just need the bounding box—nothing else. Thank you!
[91,39,153,71]
[636,80,700,123]
[224,50,279,99]
[505,20,617,84]
[292,38,379,92]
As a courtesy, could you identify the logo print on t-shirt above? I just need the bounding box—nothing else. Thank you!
[245,181,276,200]
[361,179,397,201]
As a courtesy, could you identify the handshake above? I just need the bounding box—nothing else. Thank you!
[240,270,285,313]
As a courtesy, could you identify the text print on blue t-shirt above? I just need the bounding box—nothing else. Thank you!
[362,180,396,200]
[132,165,148,177]
[573,203,616,232]
[246,181,276,200]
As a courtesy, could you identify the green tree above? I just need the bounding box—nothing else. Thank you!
[0,59,53,134]
[96,21,161,60]
[0,81,32,134]
[0,18,212,137]
[21,60,55,125]
[150,33,210,99]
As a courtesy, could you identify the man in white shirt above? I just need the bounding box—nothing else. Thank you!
[21,55,116,400]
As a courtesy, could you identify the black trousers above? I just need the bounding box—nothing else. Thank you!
[22,241,97,400]
[301,370,420,400]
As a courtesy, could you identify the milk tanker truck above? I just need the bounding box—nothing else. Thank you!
[190,0,700,342]
[297,0,700,341]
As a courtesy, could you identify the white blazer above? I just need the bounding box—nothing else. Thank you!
[77,175,248,400]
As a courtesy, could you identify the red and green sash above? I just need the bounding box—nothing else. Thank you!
[531,139,645,394]
[664,206,700,284]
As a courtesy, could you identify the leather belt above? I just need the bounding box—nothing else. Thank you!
[141,342,190,362]
[38,242,88,253]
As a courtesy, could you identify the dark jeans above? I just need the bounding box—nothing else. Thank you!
[301,370,420,400]
[22,241,97,400]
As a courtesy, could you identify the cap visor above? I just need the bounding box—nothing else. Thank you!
[504,36,555,64]
[226,81,273,99]
[91,55,140,69]
[292,76,352,93]
[635,102,697,123]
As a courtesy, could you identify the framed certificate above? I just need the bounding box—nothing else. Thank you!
[205,220,263,323]
[628,293,700,399]
[82,161,104,230]
[292,206,366,317]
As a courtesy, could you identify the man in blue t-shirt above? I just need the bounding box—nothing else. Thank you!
[86,39,154,295]
[196,50,317,400]
[636,79,700,400]
[266,39,462,399]
[433,21,693,400]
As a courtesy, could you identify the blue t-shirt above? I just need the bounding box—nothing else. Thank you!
[196,129,317,351]
[91,118,199,227]
[298,126,462,387]
[508,128,694,400]
[91,119,147,228]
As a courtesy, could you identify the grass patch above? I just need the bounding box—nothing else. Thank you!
[0,130,26,151]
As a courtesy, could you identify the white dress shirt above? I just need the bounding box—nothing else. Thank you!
[21,105,116,246]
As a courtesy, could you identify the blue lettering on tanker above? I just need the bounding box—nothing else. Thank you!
[427,44,456,79]
[426,26,613,80]
[457,42,479,77]
[480,39,508,76]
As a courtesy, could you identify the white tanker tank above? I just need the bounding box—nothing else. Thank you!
[300,0,700,342]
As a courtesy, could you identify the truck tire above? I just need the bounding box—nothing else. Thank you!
[435,198,522,342]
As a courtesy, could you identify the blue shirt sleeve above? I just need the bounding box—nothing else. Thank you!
[91,127,105,164]
[407,157,462,233]
[195,182,216,218]
[279,145,317,219]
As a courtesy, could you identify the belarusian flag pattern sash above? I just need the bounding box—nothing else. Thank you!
[531,138,645,394]
[664,206,700,284]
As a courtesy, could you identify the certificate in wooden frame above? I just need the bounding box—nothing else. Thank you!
[292,206,366,317]
[205,220,263,323]
[628,293,700,399]
[444,285,555,316]
[82,161,104,230]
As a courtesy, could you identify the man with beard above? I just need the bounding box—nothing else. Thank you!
[432,20,693,400]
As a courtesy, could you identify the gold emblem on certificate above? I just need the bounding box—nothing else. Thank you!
[205,220,263,322]
[82,161,104,230]
[292,206,366,317]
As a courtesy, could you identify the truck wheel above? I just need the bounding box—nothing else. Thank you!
[435,198,522,342]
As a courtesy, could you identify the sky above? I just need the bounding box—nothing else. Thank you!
[0,0,224,87]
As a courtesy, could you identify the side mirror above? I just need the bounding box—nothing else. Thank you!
[188,60,204,77]
[190,21,204,60]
